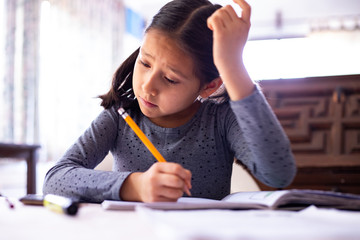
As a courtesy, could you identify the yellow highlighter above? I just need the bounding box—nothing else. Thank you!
[118,107,166,162]
[44,194,79,216]
[118,107,191,196]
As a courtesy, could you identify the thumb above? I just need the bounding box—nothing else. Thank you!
[207,17,214,31]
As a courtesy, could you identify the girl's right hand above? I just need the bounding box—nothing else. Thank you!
[120,162,192,202]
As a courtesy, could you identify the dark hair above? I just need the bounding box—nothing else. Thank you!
[99,0,228,109]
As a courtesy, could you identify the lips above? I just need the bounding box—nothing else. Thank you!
[140,96,157,108]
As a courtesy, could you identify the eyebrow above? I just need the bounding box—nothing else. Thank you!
[140,48,189,80]
[141,48,154,59]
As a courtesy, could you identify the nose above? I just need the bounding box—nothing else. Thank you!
[142,72,159,96]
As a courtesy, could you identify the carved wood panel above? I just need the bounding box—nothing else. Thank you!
[257,75,360,194]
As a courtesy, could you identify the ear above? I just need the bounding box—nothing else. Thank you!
[199,77,223,98]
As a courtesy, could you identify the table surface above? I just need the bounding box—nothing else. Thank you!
[0,198,157,240]
[1,197,360,240]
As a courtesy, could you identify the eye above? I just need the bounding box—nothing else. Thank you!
[165,76,177,84]
[139,59,150,68]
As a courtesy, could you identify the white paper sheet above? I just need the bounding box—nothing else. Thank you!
[136,205,360,240]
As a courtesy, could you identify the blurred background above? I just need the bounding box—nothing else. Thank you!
[1,0,360,197]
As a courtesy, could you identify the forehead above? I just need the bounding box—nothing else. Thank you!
[141,30,196,77]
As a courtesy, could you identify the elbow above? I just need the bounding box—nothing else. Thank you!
[42,164,66,195]
[42,169,55,195]
[277,165,297,188]
[285,163,297,187]
[42,183,51,195]
[265,162,297,188]
[253,157,297,189]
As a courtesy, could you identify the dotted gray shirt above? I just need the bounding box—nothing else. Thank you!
[43,88,296,202]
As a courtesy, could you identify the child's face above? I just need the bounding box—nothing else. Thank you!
[133,30,204,127]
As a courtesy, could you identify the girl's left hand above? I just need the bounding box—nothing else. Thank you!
[207,0,251,72]
[207,0,254,100]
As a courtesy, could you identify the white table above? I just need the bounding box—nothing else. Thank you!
[1,197,360,240]
[0,198,157,240]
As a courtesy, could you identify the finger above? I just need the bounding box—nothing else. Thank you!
[145,187,182,202]
[165,163,192,196]
[223,5,238,22]
[154,174,185,201]
[183,185,192,196]
[218,5,235,22]
[207,18,213,31]
[178,168,192,196]
[183,169,192,189]
[207,13,225,31]
[159,173,186,189]
[181,170,192,196]
[233,0,251,23]
[155,162,192,196]
[157,162,192,186]
[154,196,177,202]
[159,172,191,196]
[157,187,185,202]
[144,171,185,202]
[207,6,233,31]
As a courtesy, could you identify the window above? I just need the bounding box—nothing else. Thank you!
[244,31,360,80]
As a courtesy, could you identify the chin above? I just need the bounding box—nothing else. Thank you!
[139,105,158,118]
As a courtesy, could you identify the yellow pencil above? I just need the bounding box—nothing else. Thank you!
[118,107,191,196]
[118,107,166,162]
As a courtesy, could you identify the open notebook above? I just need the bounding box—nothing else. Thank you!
[102,189,360,211]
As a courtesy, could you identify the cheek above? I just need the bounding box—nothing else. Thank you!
[132,66,141,92]
[164,90,198,108]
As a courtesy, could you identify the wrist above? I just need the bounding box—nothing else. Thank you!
[119,172,143,202]
[220,63,254,101]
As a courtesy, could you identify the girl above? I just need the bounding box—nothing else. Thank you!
[43,0,296,203]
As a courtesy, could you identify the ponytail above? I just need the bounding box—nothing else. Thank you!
[99,48,139,109]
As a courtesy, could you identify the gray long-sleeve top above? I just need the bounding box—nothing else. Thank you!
[43,88,296,202]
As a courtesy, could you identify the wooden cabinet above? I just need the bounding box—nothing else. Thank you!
[257,74,360,194]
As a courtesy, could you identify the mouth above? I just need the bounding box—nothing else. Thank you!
[139,96,157,108]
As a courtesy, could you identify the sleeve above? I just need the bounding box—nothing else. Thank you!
[228,86,297,188]
[42,106,131,202]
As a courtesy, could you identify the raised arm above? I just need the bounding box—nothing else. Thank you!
[207,0,254,100]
